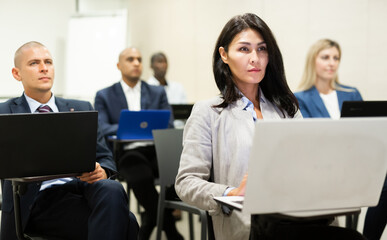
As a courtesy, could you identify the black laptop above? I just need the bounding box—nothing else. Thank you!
[171,104,193,120]
[0,111,97,179]
[341,101,387,117]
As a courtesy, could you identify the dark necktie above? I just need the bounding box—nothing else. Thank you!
[37,105,52,113]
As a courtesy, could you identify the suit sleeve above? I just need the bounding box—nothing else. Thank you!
[295,94,311,118]
[85,101,117,174]
[175,102,226,216]
[353,88,363,101]
[95,124,117,174]
[94,91,119,137]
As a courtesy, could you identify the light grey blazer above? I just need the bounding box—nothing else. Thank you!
[175,93,302,240]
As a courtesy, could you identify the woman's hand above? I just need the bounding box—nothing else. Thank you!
[227,173,248,196]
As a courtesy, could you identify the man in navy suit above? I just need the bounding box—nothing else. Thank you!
[94,47,182,240]
[0,41,138,240]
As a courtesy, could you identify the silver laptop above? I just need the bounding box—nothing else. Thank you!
[215,118,387,217]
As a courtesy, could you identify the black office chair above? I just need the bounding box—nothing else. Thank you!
[110,138,155,217]
[345,212,360,230]
[153,129,211,240]
[0,195,2,235]
[12,181,66,240]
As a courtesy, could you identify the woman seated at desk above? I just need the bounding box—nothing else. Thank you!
[294,39,363,118]
[175,13,302,239]
[175,13,367,240]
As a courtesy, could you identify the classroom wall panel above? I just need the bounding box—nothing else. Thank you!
[1,0,386,102]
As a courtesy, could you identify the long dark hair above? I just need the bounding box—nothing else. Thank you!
[212,13,299,117]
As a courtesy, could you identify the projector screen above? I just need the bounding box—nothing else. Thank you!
[64,12,127,102]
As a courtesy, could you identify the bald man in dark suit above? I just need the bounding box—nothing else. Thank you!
[95,47,182,240]
[0,41,138,240]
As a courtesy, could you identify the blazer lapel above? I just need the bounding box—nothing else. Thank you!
[55,97,72,112]
[140,81,150,109]
[114,82,129,110]
[336,90,347,111]
[309,87,330,117]
[10,95,31,113]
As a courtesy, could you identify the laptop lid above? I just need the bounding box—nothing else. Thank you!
[116,110,170,140]
[242,118,387,215]
[0,111,97,179]
[171,104,193,120]
[341,101,387,117]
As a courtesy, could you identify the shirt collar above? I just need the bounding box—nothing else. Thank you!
[239,88,267,121]
[120,79,142,93]
[241,96,257,121]
[238,88,266,106]
[24,92,58,113]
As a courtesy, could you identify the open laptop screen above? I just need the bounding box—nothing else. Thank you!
[116,110,170,140]
[341,101,387,117]
[0,111,97,179]
[171,104,193,120]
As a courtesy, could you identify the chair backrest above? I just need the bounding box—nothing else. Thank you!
[153,129,184,187]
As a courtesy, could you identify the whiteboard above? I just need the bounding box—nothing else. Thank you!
[64,12,127,102]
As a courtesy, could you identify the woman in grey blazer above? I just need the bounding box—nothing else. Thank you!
[175,13,301,240]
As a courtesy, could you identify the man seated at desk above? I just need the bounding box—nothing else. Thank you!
[94,47,182,240]
[0,41,138,239]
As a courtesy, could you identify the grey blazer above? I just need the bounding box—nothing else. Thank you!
[175,93,302,240]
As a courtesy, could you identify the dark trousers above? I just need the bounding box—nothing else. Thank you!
[118,146,180,240]
[250,214,365,240]
[363,177,387,240]
[119,146,159,219]
[26,179,138,240]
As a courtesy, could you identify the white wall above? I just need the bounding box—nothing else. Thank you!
[1,0,386,103]
[128,0,387,103]
[0,0,127,103]
[0,0,75,98]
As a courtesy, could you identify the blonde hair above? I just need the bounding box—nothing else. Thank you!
[297,39,341,91]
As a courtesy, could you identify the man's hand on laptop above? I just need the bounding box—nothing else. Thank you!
[227,173,247,196]
[78,162,107,184]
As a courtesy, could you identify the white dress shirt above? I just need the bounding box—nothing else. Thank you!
[147,76,187,104]
[120,79,141,111]
[319,90,340,119]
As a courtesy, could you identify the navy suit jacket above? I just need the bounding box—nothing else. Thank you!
[94,81,174,138]
[0,95,116,240]
[294,85,363,118]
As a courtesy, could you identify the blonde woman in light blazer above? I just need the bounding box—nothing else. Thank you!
[175,13,301,240]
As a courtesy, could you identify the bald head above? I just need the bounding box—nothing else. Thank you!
[117,47,143,87]
[118,47,141,62]
[14,41,47,68]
